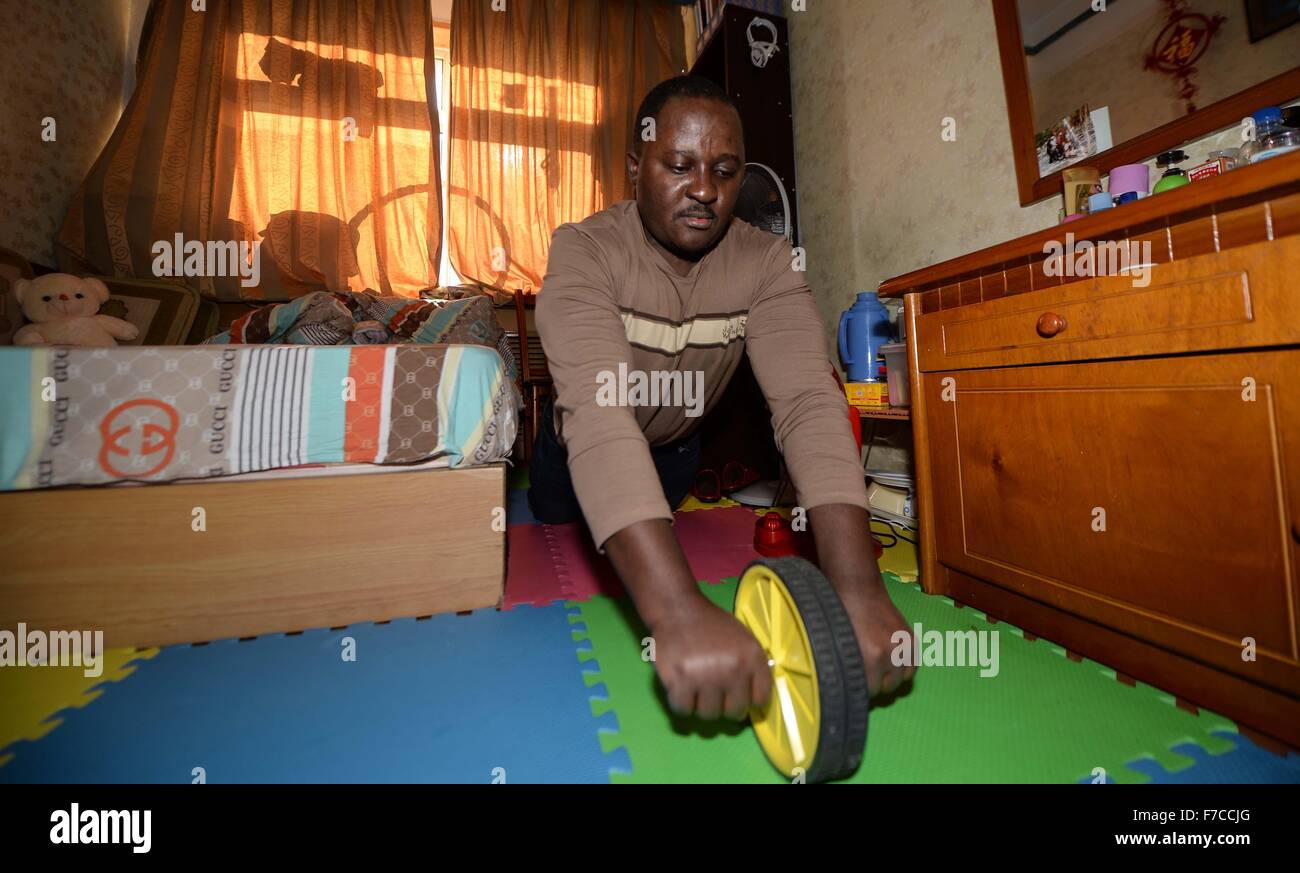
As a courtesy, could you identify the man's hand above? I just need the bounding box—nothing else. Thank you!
[836,578,914,697]
[650,597,773,719]
[604,517,772,720]
[604,506,914,721]
[808,503,916,697]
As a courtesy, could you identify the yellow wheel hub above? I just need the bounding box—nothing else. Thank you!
[734,562,820,778]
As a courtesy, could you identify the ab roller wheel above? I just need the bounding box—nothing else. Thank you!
[733,556,870,783]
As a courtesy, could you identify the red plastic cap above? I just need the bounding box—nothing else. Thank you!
[754,511,798,557]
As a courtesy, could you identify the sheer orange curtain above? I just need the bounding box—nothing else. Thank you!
[58,0,441,301]
[447,0,687,294]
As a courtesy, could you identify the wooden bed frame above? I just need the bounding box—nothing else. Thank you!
[0,463,507,649]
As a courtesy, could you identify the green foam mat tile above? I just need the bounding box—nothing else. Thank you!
[568,575,1235,783]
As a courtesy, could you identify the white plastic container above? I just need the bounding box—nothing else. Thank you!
[880,342,909,407]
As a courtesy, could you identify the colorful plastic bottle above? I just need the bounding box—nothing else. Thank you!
[838,292,892,383]
[1152,150,1190,194]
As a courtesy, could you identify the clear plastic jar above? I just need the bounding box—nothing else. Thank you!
[1252,124,1300,164]
[1242,106,1300,165]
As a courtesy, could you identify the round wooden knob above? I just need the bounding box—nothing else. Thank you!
[1036,312,1067,338]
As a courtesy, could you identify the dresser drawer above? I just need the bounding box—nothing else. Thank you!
[915,235,1300,372]
[922,350,1300,695]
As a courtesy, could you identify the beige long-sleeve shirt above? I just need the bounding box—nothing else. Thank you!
[536,199,868,549]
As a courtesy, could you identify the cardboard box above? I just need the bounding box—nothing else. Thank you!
[1188,159,1226,182]
[845,382,890,409]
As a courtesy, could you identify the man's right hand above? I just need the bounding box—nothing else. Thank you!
[603,517,773,722]
[649,596,773,721]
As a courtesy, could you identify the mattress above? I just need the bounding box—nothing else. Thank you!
[0,344,519,491]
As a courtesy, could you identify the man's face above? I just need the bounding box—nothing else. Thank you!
[628,96,744,260]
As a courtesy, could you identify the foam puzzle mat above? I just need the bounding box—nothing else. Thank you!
[0,606,621,783]
[1113,730,1300,784]
[568,575,1254,784]
[3,481,1293,783]
[0,647,158,768]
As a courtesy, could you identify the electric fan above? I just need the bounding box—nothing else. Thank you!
[733,162,793,240]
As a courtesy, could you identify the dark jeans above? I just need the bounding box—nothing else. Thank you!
[527,397,701,526]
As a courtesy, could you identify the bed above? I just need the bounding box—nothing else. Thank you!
[0,336,520,649]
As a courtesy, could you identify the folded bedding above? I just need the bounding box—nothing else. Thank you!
[0,343,519,491]
[205,290,519,385]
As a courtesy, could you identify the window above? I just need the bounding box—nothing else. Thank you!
[432,28,462,289]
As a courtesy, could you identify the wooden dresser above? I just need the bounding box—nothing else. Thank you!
[879,149,1300,748]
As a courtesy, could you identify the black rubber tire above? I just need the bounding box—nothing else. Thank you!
[740,556,870,783]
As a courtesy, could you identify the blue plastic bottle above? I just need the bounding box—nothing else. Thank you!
[838,291,892,382]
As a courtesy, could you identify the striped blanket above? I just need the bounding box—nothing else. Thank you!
[0,344,518,491]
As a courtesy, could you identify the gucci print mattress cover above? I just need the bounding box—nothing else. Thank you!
[0,344,520,491]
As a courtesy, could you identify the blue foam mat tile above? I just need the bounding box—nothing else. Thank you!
[507,487,538,526]
[0,605,611,784]
[1082,730,1300,784]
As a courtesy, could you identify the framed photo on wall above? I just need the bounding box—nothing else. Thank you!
[1245,0,1300,43]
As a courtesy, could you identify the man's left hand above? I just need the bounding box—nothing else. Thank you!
[807,503,916,698]
[836,581,915,698]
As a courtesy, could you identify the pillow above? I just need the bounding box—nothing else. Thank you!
[88,276,202,345]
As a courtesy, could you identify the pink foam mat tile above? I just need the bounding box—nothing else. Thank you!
[533,522,625,601]
[502,524,574,608]
[672,505,763,582]
[505,506,762,609]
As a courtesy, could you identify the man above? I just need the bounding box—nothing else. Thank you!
[529,75,913,721]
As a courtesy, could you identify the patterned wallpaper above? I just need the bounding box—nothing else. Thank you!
[781,0,1276,354]
[0,0,140,268]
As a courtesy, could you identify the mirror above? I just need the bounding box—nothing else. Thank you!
[994,0,1300,205]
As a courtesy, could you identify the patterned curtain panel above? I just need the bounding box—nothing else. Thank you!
[57,0,442,302]
[448,0,687,294]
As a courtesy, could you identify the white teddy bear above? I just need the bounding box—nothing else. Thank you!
[12,274,139,347]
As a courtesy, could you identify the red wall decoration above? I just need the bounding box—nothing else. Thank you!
[1143,0,1227,113]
